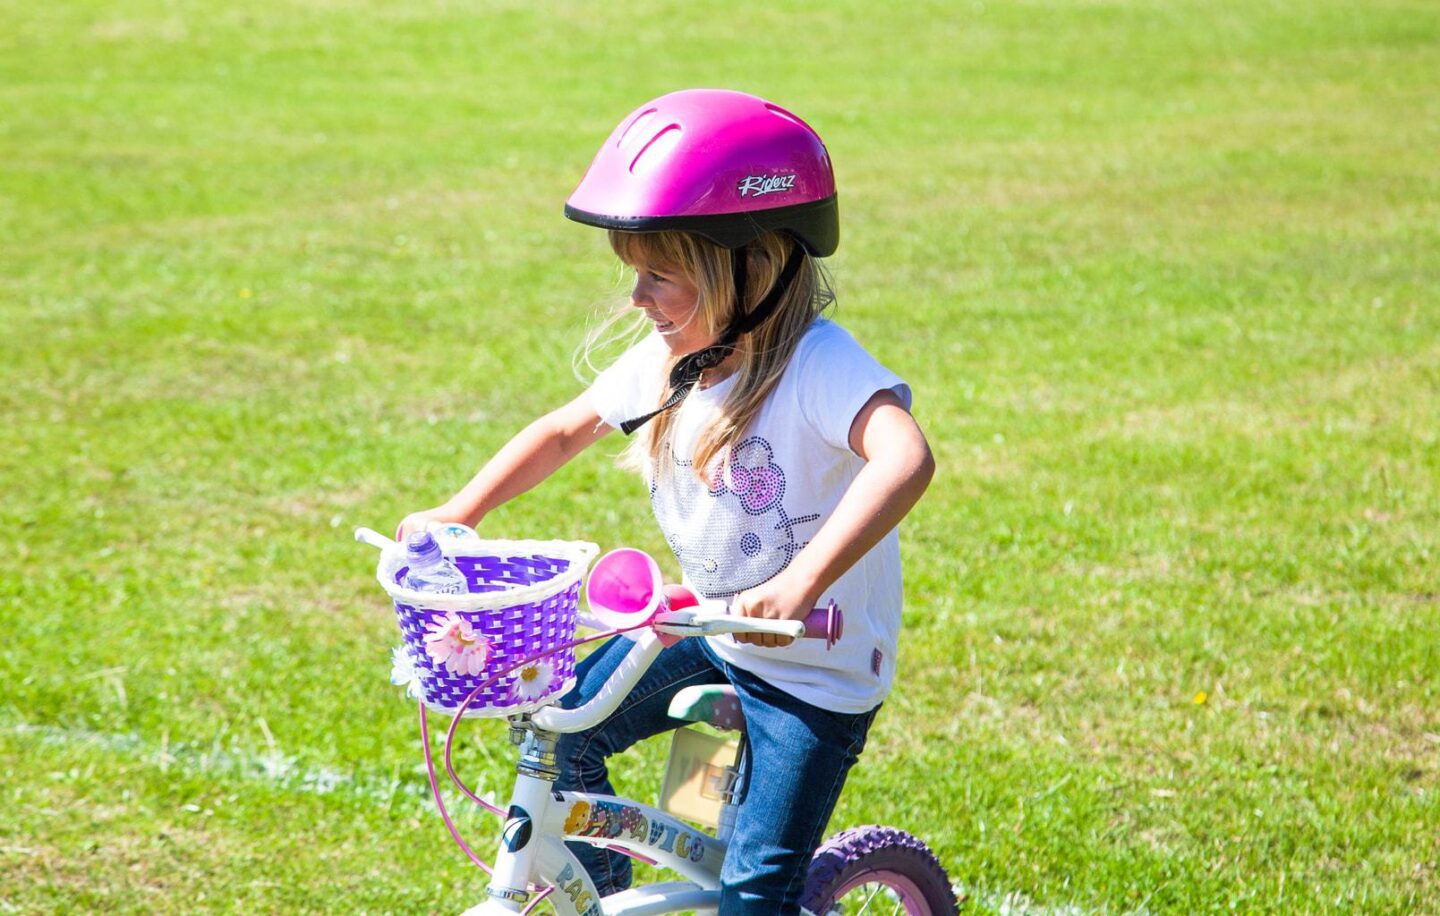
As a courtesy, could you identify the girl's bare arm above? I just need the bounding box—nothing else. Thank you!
[732,389,935,646]
[399,392,612,537]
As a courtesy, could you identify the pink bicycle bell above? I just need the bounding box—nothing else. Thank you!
[586,547,667,632]
[565,88,840,257]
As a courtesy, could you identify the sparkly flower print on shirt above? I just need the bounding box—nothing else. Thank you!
[651,436,820,597]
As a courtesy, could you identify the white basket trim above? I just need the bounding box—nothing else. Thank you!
[377,538,599,612]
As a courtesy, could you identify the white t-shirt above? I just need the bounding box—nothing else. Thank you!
[587,319,912,713]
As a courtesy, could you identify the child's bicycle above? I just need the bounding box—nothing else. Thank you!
[357,527,956,915]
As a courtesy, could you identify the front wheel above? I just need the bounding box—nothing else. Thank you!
[801,825,958,915]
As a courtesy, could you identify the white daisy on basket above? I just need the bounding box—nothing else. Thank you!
[423,612,493,677]
[510,660,557,703]
[389,645,423,699]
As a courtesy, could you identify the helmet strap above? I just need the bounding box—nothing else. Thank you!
[618,244,805,436]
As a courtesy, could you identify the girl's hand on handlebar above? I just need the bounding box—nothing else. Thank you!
[731,575,815,648]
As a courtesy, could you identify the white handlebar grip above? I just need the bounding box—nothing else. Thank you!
[354,527,395,551]
[753,618,806,639]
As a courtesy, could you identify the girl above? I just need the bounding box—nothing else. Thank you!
[400,89,934,914]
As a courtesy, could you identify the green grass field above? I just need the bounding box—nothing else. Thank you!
[3,0,1438,911]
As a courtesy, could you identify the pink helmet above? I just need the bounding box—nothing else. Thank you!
[565,89,839,256]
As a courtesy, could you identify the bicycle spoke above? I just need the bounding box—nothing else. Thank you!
[854,882,882,915]
[832,878,922,916]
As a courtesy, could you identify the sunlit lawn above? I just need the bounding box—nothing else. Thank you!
[2,0,1437,911]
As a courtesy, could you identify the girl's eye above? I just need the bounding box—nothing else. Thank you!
[648,272,668,283]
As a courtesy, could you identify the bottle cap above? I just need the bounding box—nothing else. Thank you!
[405,530,443,563]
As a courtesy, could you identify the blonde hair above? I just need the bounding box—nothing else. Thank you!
[589,229,833,480]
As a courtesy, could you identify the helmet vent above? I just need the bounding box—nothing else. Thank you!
[616,108,658,149]
[765,103,807,128]
[629,124,682,176]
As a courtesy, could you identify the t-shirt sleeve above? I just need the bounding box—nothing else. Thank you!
[587,333,668,430]
[794,321,912,452]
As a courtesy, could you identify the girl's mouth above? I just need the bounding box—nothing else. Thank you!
[649,314,676,333]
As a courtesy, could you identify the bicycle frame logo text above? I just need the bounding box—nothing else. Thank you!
[565,800,707,863]
[737,173,796,197]
[555,863,603,916]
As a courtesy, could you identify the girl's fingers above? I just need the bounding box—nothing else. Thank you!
[396,514,450,541]
[730,591,797,647]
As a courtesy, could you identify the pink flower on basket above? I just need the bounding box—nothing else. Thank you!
[510,660,557,703]
[423,612,493,677]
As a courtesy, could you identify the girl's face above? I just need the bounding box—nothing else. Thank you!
[628,259,711,356]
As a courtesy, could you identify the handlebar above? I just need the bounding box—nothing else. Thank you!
[649,601,842,643]
[358,526,841,645]
[651,605,803,639]
[531,630,663,733]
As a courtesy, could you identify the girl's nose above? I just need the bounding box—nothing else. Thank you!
[629,278,652,307]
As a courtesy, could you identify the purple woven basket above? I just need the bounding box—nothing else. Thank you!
[377,538,598,718]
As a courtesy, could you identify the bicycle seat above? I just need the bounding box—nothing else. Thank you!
[668,685,745,732]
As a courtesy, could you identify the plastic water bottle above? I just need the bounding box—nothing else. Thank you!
[403,531,468,595]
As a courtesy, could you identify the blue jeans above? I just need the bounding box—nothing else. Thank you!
[554,636,879,915]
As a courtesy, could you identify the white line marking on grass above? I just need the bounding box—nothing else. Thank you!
[955,882,1086,915]
[6,722,497,813]
[953,881,1153,916]
[14,724,1129,914]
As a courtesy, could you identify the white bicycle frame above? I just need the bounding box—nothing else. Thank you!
[459,616,807,916]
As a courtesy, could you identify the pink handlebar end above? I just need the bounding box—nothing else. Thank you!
[803,601,843,650]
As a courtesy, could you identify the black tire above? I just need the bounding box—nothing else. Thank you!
[801,825,958,915]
